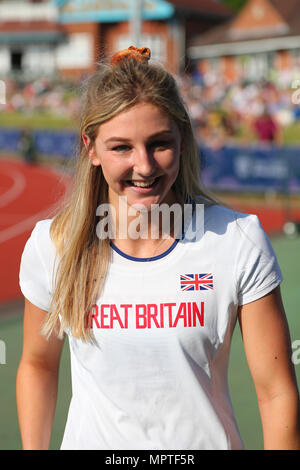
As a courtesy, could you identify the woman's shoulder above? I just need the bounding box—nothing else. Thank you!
[183,198,261,245]
[32,217,54,230]
[29,217,54,241]
[25,218,56,257]
[202,201,259,232]
[202,202,275,258]
[19,218,58,310]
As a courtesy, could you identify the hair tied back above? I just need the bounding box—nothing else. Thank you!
[110,46,151,65]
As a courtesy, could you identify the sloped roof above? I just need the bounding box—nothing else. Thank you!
[189,0,300,49]
[269,0,300,22]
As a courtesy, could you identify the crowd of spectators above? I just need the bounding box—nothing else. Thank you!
[3,75,81,122]
[2,64,300,149]
[178,67,300,149]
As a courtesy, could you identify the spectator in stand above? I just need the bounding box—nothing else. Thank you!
[252,106,283,147]
[19,128,37,165]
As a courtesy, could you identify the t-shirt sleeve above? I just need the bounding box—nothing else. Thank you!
[19,220,53,311]
[236,214,283,306]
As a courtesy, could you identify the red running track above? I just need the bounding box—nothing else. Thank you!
[228,203,300,234]
[0,157,72,303]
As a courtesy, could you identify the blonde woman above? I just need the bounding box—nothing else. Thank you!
[17,47,300,450]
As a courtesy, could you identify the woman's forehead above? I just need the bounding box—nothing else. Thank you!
[95,102,181,140]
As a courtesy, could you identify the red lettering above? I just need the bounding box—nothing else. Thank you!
[147,304,160,328]
[187,302,192,327]
[88,302,205,330]
[136,304,147,328]
[164,303,176,327]
[160,304,164,328]
[90,304,100,329]
[120,304,132,329]
[173,302,187,328]
[192,302,204,326]
[110,304,124,328]
[100,304,110,328]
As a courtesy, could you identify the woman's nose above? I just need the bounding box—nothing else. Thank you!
[133,146,156,177]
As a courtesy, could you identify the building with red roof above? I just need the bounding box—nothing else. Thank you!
[188,0,300,84]
[0,0,232,78]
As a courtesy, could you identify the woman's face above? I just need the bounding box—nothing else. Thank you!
[87,102,182,212]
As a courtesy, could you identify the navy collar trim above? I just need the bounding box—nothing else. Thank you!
[109,238,180,262]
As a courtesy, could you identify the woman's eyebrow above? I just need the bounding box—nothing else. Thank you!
[104,137,131,144]
[104,130,174,145]
[148,130,174,139]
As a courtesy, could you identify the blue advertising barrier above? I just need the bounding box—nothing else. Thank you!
[0,128,78,159]
[1,127,300,193]
[200,145,300,194]
[33,130,78,159]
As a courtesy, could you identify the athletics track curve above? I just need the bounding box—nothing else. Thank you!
[0,157,72,304]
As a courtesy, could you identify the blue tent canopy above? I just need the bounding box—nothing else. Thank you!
[54,0,175,23]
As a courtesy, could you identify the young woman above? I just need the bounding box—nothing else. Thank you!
[17,46,300,450]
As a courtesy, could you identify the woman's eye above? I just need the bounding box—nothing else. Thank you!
[151,140,172,150]
[111,141,172,152]
[112,145,130,152]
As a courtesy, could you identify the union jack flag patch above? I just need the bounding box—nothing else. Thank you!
[180,273,214,291]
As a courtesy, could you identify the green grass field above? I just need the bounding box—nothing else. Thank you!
[0,235,299,450]
[0,111,77,131]
[1,111,300,146]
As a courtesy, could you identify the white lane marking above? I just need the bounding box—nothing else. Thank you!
[0,166,26,209]
[0,206,56,244]
[0,166,70,244]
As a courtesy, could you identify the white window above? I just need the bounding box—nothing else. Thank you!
[0,48,11,75]
[23,46,56,74]
[55,33,93,69]
[240,53,269,81]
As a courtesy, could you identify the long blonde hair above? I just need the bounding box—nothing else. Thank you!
[42,54,219,342]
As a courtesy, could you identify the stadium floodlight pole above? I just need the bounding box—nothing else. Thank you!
[130,0,143,47]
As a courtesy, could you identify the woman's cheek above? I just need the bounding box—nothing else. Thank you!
[166,152,181,177]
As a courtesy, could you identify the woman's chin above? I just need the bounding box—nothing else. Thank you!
[127,199,160,213]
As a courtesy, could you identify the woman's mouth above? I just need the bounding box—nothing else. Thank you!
[124,177,160,188]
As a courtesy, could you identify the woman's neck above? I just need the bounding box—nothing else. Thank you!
[109,198,184,258]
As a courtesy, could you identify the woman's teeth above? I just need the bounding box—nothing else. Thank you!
[130,178,157,188]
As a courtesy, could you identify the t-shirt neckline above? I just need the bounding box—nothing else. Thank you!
[109,238,180,262]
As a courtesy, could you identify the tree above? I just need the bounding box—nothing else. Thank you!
[221,0,247,11]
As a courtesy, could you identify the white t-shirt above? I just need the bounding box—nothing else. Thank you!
[19,203,283,450]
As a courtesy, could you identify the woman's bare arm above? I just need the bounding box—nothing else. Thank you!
[16,298,65,450]
[238,286,300,450]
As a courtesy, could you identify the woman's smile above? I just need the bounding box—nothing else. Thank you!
[123,176,161,191]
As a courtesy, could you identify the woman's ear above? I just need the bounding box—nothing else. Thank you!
[82,134,101,166]
[82,133,89,150]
